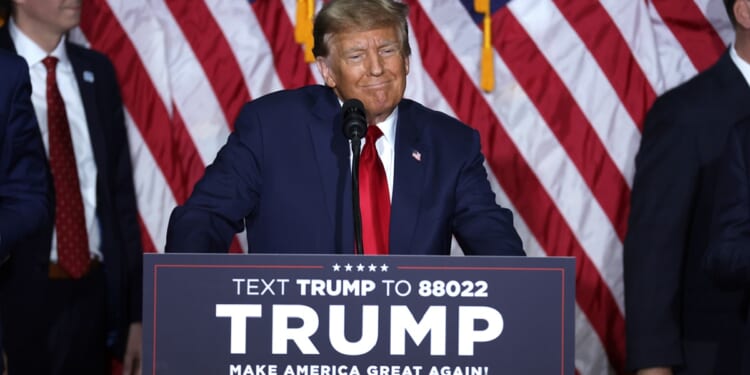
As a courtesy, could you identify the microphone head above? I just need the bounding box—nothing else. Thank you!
[342,99,367,141]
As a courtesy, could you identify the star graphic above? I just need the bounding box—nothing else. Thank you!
[368,264,377,272]
[356,264,365,272]
[380,264,389,272]
[332,263,341,272]
[345,263,353,272]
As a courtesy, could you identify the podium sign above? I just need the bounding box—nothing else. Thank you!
[144,254,574,375]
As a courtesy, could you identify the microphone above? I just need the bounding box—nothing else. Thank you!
[342,99,367,141]
[342,99,367,255]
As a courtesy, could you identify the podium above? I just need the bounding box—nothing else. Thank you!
[143,254,574,374]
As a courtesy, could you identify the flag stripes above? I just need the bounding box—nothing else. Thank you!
[164,0,251,129]
[79,0,190,204]
[251,0,318,88]
[496,5,632,241]
[651,0,726,71]
[553,0,657,128]
[406,0,627,370]
[72,0,732,373]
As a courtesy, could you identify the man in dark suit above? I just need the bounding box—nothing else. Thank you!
[705,116,750,374]
[703,4,750,369]
[166,0,524,256]
[623,1,750,373]
[0,49,52,375]
[0,0,143,373]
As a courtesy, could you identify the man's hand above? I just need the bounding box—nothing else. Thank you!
[122,322,142,375]
[636,368,672,375]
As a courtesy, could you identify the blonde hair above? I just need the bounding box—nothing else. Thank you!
[312,0,411,58]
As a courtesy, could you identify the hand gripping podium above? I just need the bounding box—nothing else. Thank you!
[143,254,574,374]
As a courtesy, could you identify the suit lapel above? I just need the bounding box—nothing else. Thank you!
[307,88,354,252]
[389,101,426,253]
[0,26,16,52]
[67,44,107,186]
[714,50,750,119]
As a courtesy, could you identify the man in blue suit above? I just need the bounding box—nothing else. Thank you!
[0,49,52,375]
[166,0,523,256]
[0,0,143,373]
[624,0,750,374]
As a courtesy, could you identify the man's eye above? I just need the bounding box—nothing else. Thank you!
[348,54,363,61]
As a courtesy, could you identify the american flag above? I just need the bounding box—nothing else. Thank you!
[68,0,731,373]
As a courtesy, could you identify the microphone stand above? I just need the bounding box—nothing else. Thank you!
[342,98,367,255]
[351,136,364,255]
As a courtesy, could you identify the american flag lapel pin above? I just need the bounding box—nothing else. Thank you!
[411,150,421,162]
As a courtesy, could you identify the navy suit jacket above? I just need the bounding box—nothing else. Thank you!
[0,50,50,265]
[624,51,749,374]
[0,49,52,375]
[706,115,750,374]
[707,117,750,288]
[167,85,523,256]
[0,26,143,360]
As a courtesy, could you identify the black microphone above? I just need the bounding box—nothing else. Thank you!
[342,99,367,255]
[343,99,367,141]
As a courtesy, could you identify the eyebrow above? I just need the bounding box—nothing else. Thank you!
[342,40,399,54]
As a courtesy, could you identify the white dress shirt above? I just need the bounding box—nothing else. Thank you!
[10,19,102,261]
[730,43,750,88]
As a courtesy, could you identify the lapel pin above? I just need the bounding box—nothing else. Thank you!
[83,71,95,83]
[411,150,421,162]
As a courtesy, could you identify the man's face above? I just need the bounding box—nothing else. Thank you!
[15,0,81,35]
[316,26,409,124]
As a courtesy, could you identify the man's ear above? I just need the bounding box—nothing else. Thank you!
[736,0,750,29]
[404,56,410,76]
[315,57,336,88]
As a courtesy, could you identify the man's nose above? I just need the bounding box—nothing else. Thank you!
[367,52,384,76]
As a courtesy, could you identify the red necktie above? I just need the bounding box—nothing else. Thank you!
[359,125,390,254]
[44,56,90,279]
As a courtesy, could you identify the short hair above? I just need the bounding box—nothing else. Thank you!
[725,0,737,28]
[0,0,11,22]
[312,0,411,58]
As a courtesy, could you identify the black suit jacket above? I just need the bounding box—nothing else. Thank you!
[0,26,143,361]
[624,51,750,373]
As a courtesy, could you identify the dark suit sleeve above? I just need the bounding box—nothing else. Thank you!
[0,56,52,263]
[452,130,523,256]
[704,122,750,288]
[166,104,262,252]
[623,99,695,370]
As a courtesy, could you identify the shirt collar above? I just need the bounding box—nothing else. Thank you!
[9,17,70,68]
[337,99,399,145]
[730,43,750,88]
[373,107,397,146]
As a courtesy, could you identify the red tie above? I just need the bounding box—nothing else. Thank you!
[44,56,90,279]
[359,125,390,254]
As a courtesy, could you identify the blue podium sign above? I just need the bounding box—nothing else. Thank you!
[143,254,574,375]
